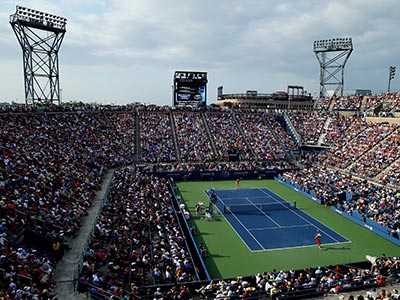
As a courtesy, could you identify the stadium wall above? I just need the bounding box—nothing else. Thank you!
[331,208,400,246]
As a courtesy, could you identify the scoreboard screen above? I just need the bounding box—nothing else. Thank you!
[176,82,206,102]
[174,71,207,106]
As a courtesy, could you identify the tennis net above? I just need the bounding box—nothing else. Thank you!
[223,201,296,214]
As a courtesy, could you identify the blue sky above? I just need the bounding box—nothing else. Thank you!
[0,0,399,105]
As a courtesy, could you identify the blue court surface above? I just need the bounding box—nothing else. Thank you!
[209,188,349,251]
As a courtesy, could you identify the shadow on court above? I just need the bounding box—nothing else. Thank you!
[198,232,215,236]
[322,245,352,251]
[210,254,231,258]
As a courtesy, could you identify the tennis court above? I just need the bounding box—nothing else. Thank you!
[210,188,350,251]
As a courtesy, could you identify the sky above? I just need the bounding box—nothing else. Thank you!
[0,0,399,106]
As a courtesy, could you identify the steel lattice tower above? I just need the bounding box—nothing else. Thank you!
[313,38,353,98]
[10,6,67,105]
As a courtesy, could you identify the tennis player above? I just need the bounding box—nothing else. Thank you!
[235,178,240,189]
[315,232,322,249]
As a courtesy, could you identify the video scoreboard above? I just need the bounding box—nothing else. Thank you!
[173,71,208,106]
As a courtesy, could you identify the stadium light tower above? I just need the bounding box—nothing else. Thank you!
[10,5,67,105]
[313,38,353,98]
[388,66,396,93]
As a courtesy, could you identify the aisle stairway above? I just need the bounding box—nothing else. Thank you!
[169,110,181,161]
[283,113,303,147]
[53,169,115,300]
[316,116,332,146]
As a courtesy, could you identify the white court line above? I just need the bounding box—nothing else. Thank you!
[250,240,351,252]
[249,224,311,231]
[221,195,274,201]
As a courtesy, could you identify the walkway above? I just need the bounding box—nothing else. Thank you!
[53,169,115,300]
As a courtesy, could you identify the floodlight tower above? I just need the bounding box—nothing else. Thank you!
[10,6,67,105]
[313,38,353,98]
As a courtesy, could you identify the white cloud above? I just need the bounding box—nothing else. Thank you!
[0,0,400,104]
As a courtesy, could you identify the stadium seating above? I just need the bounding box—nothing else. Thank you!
[0,100,399,300]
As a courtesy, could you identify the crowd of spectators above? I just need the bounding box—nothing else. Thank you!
[77,167,197,299]
[332,95,363,111]
[314,113,400,184]
[108,106,400,179]
[108,107,298,167]
[0,102,141,113]
[108,113,137,157]
[203,112,254,161]
[235,113,294,162]
[364,93,400,113]
[323,123,397,170]
[320,113,368,147]
[287,110,330,145]
[280,168,350,206]
[369,255,400,285]
[381,161,400,186]
[348,127,400,178]
[0,112,131,299]
[311,92,400,115]
[1,102,400,300]
[314,92,400,114]
[313,98,331,110]
[195,258,398,300]
[2,91,399,115]
[141,160,295,174]
[172,111,216,162]
[140,111,177,163]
